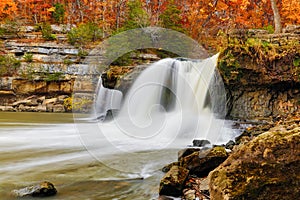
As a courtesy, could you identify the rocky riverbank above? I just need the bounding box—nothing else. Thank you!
[159,115,300,199]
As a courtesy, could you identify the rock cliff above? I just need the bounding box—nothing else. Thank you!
[218,28,300,119]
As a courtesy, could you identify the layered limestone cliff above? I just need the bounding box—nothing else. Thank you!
[218,28,300,119]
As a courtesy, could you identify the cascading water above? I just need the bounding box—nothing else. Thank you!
[0,54,238,199]
[93,54,227,148]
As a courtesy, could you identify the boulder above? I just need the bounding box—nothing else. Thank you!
[180,146,228,177]
[178,148,201,161]
[192,139,211,147]
[225,140,235,150]
[159,166,189,197]
[162,161,179,173]
[208,126,300,200]
[12,181,57,197]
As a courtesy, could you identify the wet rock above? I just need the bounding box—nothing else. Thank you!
[225,140,235,150]
[114,64,149,95]
[208,126,300,200]
[192,139,211,147]
[180,146,228,177]
[178,148,201,161]
[12,181,57,197]
[162,161,179,173]
[159,166,189,197]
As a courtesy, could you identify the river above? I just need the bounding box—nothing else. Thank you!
[0,57,240,199]
[0,112,178,200]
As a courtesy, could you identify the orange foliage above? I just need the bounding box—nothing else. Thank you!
[0,0,299,41]
[0,0,18,19]
[281,0,300,25]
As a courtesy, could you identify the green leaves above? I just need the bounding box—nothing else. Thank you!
[67,22,102,46]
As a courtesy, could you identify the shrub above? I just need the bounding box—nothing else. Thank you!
[43,72,64,82]
[0,55,21,76]
[23,53,33,62]
[67,22,102,45]
[63,95,93,112]
[53,3,65,23]
[63,58,73,65]
[0,20,22,38]
[77,49,88,57]
[39,23,56,41]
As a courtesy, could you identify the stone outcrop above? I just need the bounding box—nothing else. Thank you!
[0,27,99,112]
[208,125,300,200]
[219,29,300,120]
[180,147,228,177]
[12,181,57,197]
[0,95,69,112]
[159,166,189,197]
[159,146,229,199]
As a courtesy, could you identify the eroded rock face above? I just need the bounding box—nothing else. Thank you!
[208,126,300,200]
[229,88,300,119]
[159,166,189,197]
[12,181,57,197]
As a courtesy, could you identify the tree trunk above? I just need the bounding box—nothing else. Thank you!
[270,0,282,33]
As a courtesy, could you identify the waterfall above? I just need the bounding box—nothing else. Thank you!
[93,54,227,146]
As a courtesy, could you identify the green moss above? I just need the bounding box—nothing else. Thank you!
[293,57,300,67]
[217,33,300,85]
[210,146,227,157]
[218,49,242,83]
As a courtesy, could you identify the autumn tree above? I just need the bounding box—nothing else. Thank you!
[281,0,300,25]
[121,0,150,30]
[52,3,65,23]
[0,0,18,20]
[159,2,184,32]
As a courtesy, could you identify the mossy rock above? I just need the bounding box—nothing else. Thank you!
[208,127,300,200]
[159,166,189,197]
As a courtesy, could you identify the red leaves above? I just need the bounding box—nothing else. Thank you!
[0,0,299,40]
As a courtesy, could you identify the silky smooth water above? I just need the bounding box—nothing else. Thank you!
[0,55,239,199]
[0,112,175,200]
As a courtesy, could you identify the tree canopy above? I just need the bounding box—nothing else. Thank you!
[1,0,299,42]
